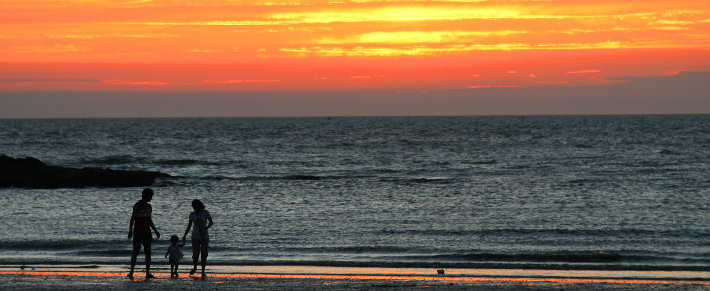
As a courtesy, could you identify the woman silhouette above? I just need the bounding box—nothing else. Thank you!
[182,199,213,277]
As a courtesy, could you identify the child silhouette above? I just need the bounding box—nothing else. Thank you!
[165,235,185,277]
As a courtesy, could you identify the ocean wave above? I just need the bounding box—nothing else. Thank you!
[658,149,680,155]
[188,174,452,183]
[372,168,402,174]
[277,246,412,254]
[241,175,326,181]
[81,155,146,165]
[152,159,200,165]
[0,240,121,250]
[283,175,322,180]
[81,156,240,167]
[378,177,455,184]
[422,252,622,263]
[75,250,132,257]
[374,228,710,238]
[2,249,709,271]
[461,160,497,165]
[0,242,80,250]
[565,178,606,184]
[197,175,350,181]
[410,177,454,184]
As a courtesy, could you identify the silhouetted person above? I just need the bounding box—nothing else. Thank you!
[127,188,160,278]
[182,199,213,277]
[165,235,185,277]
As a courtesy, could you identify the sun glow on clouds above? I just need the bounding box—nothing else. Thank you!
[0,0,709,92]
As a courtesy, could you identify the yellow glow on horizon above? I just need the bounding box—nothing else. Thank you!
[317,30,529,44]
[278,40,708,57]
[271,7,531,23]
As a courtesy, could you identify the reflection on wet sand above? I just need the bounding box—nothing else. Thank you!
[2,271,708,286]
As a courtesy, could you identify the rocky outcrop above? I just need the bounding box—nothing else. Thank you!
[0,155,171,189]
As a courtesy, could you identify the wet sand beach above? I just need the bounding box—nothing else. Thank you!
[2,267,709,290]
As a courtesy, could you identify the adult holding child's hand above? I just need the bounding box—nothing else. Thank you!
[182,199,213,277]
[127,188,160,279]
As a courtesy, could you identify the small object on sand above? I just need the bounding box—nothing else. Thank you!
[437,269,445,274]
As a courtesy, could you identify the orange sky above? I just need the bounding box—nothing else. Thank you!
[1,0,710,116]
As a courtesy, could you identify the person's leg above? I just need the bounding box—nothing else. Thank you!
[191,238,200,275]
[170,261,175,276]
[128,236,141,277]
[143,235,154,277]
[175,261,180,276]
[200,239,209,276]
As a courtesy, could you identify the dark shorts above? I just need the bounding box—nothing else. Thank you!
[132,234,152,256]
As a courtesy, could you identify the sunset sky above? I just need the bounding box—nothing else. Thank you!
[1,0,709,117]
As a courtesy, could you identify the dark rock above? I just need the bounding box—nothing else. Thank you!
[0,155,171,189]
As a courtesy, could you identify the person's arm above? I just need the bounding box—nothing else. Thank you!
[206,217,214,232]
[182,218,193,243]
[128,209,137,239]
[165,246,170,258]
[150,218,160,239]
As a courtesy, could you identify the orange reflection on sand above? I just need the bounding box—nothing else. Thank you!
[2,271,709,286]
[208,274,710,286]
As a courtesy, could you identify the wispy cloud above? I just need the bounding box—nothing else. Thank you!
[10,45,90,53]
[203,79,282,83]
[47,34,178,39]
[0,79,101,83]
[317,30,528,44]
[0,79,282,85]
[183,49,220,53]
[535,81,571,85]
[566,70,602,74]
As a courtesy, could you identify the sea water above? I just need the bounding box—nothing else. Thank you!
[1,115,709,271]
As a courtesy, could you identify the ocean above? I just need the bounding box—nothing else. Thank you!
[1,115,710,272]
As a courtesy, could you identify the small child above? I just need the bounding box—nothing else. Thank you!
[165,235,185,277]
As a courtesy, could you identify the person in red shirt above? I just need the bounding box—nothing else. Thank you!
[127,188,161,278]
